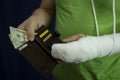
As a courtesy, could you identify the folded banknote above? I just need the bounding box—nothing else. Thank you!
[9,26,28,49]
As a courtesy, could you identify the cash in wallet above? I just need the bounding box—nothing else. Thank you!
[9,25,63,77]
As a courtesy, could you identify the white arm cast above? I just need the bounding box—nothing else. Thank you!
[51,33,120,63]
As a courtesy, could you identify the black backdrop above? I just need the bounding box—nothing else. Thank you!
[0,0,55,80]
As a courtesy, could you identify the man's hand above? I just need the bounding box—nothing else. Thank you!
[63,34,86,42]
[17,8,52,41]
[18,16,40,41]
[17,0,55,41]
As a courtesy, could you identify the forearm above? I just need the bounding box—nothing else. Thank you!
[31,8,54,27]
[17,0,55,41]
[31,0,55,27]
[51,33,120,63]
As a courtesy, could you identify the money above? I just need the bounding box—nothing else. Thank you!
[9,26,28,49]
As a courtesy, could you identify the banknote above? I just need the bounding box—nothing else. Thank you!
[9,26,28,49]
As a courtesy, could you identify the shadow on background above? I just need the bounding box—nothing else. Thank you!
[0,0,55,80]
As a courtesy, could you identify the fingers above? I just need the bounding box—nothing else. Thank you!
[17,24,26,31]
[63,34,86,42]
[26,24,36,41]
[17,21,37,41]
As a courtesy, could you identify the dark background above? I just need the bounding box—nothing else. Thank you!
[0,0,55,80]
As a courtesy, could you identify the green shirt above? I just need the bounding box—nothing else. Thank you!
[53,0,120,80]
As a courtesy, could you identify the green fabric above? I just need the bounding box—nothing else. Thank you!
[53,0,120,80]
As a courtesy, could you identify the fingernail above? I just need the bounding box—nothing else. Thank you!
[29,37,34,41]
[62,39,67,42]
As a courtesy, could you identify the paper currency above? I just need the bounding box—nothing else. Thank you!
[9,26,28,49]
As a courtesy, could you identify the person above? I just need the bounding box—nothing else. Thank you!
[18,0,120,80]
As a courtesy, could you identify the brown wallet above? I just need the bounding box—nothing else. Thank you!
[17,25,62,77]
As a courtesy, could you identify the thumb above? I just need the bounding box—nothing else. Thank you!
[26,25,36,41]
